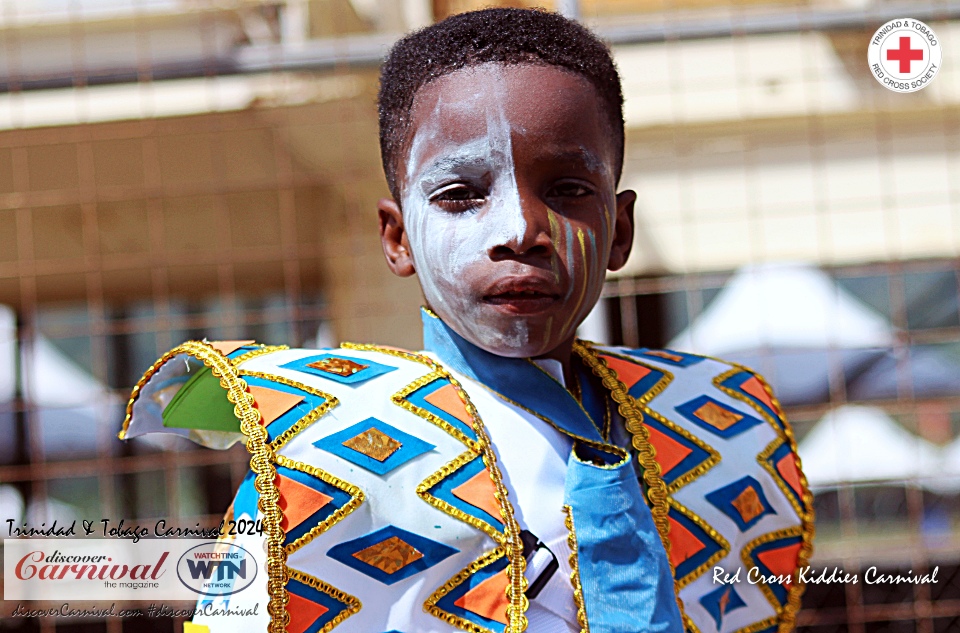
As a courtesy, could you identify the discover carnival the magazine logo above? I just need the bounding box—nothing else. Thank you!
[4,538,261,601]
[869,18,942,93]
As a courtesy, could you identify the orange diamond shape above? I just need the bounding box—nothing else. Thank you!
[342,428,402,462]
[731,486,765,523]
[352,536,423,574]
[307,357,368,377]
[694,401,743,431]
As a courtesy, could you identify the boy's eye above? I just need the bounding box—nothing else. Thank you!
[547,182,594,198]
[430,184,485,211]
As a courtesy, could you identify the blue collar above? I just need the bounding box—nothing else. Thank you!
[421,309,605,443]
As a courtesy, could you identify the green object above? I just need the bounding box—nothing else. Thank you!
[161,366,240,433]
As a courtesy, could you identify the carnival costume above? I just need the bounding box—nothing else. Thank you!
[121,310,813,633]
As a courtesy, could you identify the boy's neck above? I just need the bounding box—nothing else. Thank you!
[532,335,577,386]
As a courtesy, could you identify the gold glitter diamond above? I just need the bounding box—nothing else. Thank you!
[307,357,368,377]
[342,428,402,462]
[731,486,765,523]
[693,401,743,431]
[352,536,423,574]
[646,350,685,362]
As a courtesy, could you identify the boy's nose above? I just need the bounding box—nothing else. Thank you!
[488,195,554,261]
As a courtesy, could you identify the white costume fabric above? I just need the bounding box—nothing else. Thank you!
[122,327,813,633]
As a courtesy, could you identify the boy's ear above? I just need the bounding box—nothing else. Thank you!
[607,189,636,272]
[378,197,417,277]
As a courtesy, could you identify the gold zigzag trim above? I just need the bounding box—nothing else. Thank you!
[712,366,786,438]
[563,505,590,633]
[342,343,529,633]
[424,547,509,633]
[735,615,780,633]
[274,454,365,555]
[238,370,339,451]
[640,405,722,495]
[286,566,361,631]
[717,363,815,633]
[416,449,506,544]
[119,341,289,633]
[392,369,483,452]
[668,497,731,589]
[588,347,675,406]
[740,524,806,624]
[757,438,806,521]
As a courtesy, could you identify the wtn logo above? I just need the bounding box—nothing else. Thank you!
[176,543,258,596]
[185,558,247,581]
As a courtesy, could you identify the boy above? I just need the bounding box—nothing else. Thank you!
[121,8,813,633]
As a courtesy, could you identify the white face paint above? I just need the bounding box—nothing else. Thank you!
[402,74,535,352]
[397,63,625,359]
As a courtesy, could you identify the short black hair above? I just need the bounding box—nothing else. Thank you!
[377,7,625,200]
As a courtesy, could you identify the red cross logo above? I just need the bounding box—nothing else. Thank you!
[887,36,924,73]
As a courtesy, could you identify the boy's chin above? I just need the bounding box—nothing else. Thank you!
[454,314,568,359]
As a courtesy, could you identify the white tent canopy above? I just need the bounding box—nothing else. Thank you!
[669,262,894,356]
[798,405,945,489]
[0,304,121,461]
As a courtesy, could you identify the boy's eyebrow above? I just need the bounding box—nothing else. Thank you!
[543,148,607,174]
[414,151,494,185]
[425,154,491,174]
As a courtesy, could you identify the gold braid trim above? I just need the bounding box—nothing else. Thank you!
[572,340,688,623]
[274,454,365,555]
[231,344,290,366]
[238,370,339,451]
[286,567,361,631]
[735,615,779,633]
[740,525,806,624]
[668,497,730,589]
[562,506,589,633]
[416,449,507,544]
[392,369,483,451]
[424,547,509,633]
[343,343,529,632]
[119,341,288,632]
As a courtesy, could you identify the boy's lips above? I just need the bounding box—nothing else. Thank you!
[482,277,562,315]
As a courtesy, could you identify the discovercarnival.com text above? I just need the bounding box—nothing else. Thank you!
[10,603,260,618]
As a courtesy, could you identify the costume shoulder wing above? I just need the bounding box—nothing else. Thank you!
[590,344,815,633]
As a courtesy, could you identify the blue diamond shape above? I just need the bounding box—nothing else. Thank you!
[314,418,435,476]
[281,353,396,385]
[675,395,763,438]
[699,584,747,630]
[327,525,458,585]
[705,475,776,531]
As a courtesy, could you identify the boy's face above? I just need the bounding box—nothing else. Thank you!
[379,62,635,358]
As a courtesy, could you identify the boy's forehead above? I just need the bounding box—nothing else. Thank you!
[401,63,613,177]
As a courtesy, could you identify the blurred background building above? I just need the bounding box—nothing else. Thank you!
[0,0,959,631]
